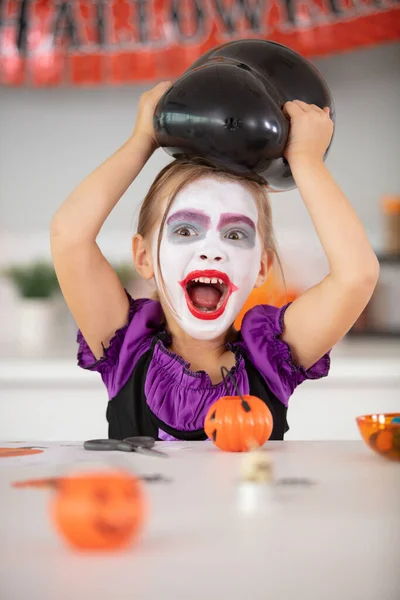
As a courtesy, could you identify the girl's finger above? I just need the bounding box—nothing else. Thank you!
[283,101,304,118]
[146,81,172,104]
[149,81,172,96]
[297,101,324,114]
[292,99,309,112]
[309,104,325,114]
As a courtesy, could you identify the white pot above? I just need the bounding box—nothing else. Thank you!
[18,299,55,352]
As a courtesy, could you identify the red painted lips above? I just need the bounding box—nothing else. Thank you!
[179,270,238,320]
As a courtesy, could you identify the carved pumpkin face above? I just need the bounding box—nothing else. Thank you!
[204,395,273,452]
[51,470,146,551]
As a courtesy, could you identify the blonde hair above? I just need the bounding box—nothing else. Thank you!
[136,158,282,304]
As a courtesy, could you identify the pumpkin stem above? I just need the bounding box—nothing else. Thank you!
[221,366,250,412]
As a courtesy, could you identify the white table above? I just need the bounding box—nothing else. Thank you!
[0,441,399,600]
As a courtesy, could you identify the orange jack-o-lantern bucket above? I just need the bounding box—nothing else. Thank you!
[204,367,274,452]
[51,470,146,551]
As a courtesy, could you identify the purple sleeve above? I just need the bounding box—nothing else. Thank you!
[240,303,330,407]
[77,294,163,399]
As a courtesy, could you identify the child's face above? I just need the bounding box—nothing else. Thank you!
[152,177,266,340]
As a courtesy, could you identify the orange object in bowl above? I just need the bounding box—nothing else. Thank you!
[356,413,400,462]
[51,470,146,551]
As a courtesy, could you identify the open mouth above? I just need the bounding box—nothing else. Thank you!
[180,270,238,321]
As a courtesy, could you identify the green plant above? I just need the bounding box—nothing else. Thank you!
[2,261,137,299]
[2,262,60,299]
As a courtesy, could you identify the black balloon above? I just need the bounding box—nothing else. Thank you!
[154,39,334,191]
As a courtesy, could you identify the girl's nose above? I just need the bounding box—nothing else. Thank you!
[198,248,227,263]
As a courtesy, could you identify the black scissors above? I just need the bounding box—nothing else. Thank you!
[83,436,168,458]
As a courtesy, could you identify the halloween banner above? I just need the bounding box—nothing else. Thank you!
[0,0,399,86]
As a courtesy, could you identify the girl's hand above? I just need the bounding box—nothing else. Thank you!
[133,81,172,150]
[283,100,334,165]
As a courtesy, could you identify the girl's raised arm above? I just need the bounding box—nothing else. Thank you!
[50,82,170,359]
[281,101,379,369]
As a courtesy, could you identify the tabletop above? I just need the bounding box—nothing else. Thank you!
[0,440,399,600]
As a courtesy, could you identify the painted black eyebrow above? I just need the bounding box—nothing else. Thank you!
[217,213,256,231]
[167,210,211,229]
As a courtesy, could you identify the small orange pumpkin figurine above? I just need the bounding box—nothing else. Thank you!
[51,470,146,551]
[204,367,274,452]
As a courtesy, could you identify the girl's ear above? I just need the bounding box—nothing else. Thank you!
[254,250,270,288]
[132,234,154,280]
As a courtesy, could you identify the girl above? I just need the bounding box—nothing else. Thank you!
[50,82,379,441]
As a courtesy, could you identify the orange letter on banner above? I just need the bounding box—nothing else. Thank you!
[109,0,135,45]
[0,0,26,84]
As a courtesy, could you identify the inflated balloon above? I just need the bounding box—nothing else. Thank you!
[154,39,334,191]
[51,470,146,551]
[204,367,274,452]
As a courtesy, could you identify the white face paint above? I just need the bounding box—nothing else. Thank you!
[153,178,263,340]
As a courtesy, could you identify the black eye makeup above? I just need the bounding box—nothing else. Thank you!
[221,224,256,248]
[224,229,246,241]
[167,221,207,244]
[174,224,199,237]
[166,210,210,244]
[165,210,257,248]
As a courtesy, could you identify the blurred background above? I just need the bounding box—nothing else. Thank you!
[0,1,399,441]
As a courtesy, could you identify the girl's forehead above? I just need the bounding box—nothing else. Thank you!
[167,177,259,222]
